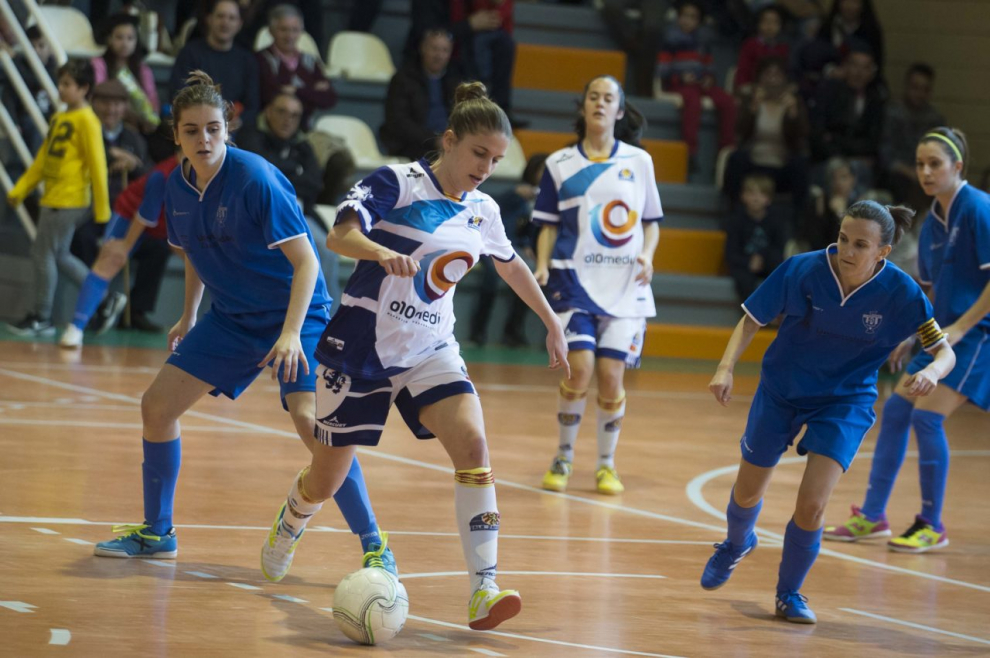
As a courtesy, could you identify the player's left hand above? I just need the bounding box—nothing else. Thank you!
[709,367,733,406]
[635,254,654,284]
[261,332,310,383]
[904,367,938,397]
[546,319,570,378]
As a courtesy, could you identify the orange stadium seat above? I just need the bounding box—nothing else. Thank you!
[654,228,726,276]
[512,44,626,93]
[643,323,774,362]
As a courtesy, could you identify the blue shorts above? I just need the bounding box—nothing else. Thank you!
[314,346,476,447]
[558,310,646,368]
[740,384,877,472]
[166,305,330,410]
[907,328,990,411]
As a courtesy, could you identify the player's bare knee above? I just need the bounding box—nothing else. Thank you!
[141,389,174,432]
[794,498,828,528]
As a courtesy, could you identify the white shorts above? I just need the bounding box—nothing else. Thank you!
[314,345,476,447]
[558,310,646,368]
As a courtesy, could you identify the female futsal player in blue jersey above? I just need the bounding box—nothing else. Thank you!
[94,72,394,573]
[702,201,956,623]
[261,82,569,632]
[826,127,990,552]
[534,75,663,495]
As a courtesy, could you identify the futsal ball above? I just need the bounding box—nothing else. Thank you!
[332,567,409,645]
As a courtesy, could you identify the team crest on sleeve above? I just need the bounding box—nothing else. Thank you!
[346,183,373,202]
[618,168,635,182]
[862,311,883,334]
[467,216,484,230]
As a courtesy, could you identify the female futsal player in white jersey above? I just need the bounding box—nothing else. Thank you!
[261,82,569,632]
[534,75,663,495]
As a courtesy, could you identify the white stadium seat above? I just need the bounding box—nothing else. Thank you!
[254,27,323,63]
[326,31,395,82]
[313,115,408,169]
[490,136,526,180]
[35,6,104,58]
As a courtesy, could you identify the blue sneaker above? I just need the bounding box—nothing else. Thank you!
[775,590,817,624]
[94,524,177,558]
[700,535,758,590]
[362,530,398,577]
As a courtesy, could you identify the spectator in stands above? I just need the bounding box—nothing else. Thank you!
[724,57,809,217]
[92,80,149,208]
[170,0,259,132]
[405,0,525,126]
[725,173,787,302]
[733,5,789,96]
[468,153,548,348]
[381,28,462,162]
[809,41,884,187]
[92,14,160,134]
[236,92,340,303]
[2,26,57,152]
[818,0,884,70]
[256,4,336,129]
[799,156,858,252]
[881,63,945,209]
[656,0,736,168]
[598,0,668,97]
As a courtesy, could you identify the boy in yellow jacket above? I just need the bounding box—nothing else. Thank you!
[6,59,110,336]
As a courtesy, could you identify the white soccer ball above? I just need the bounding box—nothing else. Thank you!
[332,567,409,645]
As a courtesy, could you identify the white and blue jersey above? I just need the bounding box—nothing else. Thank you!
[908,182,990,409]
[533,141,663,318]
[164,147,331,327]
[315,160,516,379]
[744,247,946,406]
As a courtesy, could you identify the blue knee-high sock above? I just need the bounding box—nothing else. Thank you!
[776,519,822,594]
[726,489,762,546]
[72,272,110,329]
[143,438,181,535]
[332,456,381,552]
[913,409,949,529]
[861,394,914,520]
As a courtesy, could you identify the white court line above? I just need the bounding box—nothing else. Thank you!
[227,583,262,591]
[48,629,71,646]
[142,560,175,568]
[0,516,713,546]
[685,454,990,594]
[400,571,665,580]
[2,366,983,593]
[840,608,990,647]
[418,633,448,642]
[63,538,93,546]
[0,419,247,432]
[469,648,505,657]
[185,571,218,579]
[272,594,308,604]
[406,614,685,658]
[31,528,59,535]
[0,601,37,613]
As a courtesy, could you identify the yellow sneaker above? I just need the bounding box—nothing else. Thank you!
[887,516,948,553]
[541,456,572,492]
[595,466,625,495]
[468,584,522,631]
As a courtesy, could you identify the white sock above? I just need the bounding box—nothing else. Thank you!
[280,468,324,537]
[454,467,499,594]
[596,393,626,469]
[557,382,587,462]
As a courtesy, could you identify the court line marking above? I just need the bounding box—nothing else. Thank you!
[0,516,718,547]
[399,571,665,580]
[3,366,981,593]
[142,560,175,568]
[0,601,37,613]
[405,614,685,658]
[840,608,990,647]
[227,583,262,591]
[272,594,308,604]
[0,419,248,432]
[31,528,59,535]
[418,632,448,642]
[685,454,990,594]
[185,571,218,579]
[48,629,71,646]
[469,648,505,657]
[63,538,93,546]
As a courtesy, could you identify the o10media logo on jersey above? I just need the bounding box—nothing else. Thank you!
[590,200,638,248]
[414,249,475,302]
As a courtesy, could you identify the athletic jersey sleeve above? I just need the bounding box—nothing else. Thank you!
[917,220,933,285]
[337,166,401,233]
[482,208,517,262]
[136,170,167,227]
[532,166,560,225]
[642,157,663,223]
[905,287,946,352]
[741,256,799,326]
[253,167,311,249]
[165,199,182,250]
[972,201,990,270]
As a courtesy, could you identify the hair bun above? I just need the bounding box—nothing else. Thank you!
[454,81,488,106]
[185,70,217,89]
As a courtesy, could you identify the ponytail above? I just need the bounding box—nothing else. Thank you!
[446,81,511,140]
[170,70,233,128]
[845,200,914,246]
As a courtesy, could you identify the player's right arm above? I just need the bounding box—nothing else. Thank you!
[709,314,761,406]
[329,209,419,277]
[534,225,556,286]
[168,252,205,351]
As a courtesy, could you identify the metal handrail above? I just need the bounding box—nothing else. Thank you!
[0,50,49,139]
[19,0,68,66]
[0,0,60,104]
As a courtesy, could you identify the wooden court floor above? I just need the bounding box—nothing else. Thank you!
[0,340,987,657]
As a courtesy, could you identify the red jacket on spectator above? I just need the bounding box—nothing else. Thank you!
[256,45,337,127]
[450,0,514,35]
[734,38,789,91]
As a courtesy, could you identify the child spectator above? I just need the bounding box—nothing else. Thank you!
[3,26,58,152]
[800,156,858,252]
[657,0,736,166]
[734,4,789,96]
[725,173,787,302]
[5,60,110,337]
[92,13,160,134]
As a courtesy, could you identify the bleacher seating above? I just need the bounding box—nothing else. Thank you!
[313,115,408,169]
[511,44,626,94]
[326,31,395,82]
[254,27,323,63]
[34,6,103,58]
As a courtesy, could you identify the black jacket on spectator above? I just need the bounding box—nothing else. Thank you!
[381,62,462,162]
[810,79,885,163]
[170,39,260,128]
[236,124,322,217]
[104,126,149,206]
[725,205,787,302]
